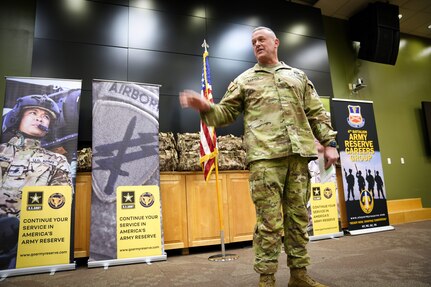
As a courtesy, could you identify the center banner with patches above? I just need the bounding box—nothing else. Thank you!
[331,98,393,235]
[89,80,165,266]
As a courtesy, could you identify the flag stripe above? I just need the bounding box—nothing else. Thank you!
[200,50,218,181]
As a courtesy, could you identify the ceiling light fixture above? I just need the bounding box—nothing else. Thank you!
[398,14,402,20]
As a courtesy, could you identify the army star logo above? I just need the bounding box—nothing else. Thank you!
[30,192,42,204]
[27,191,43,211]
[123,192,134,203]
[121,191,135,209]
[312,187,321,200]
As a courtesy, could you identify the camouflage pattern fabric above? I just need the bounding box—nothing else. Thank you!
[76,133,247,172]
[217,135,246,170]
[177,132,200,151]
[176,133,246,171]
[159,132,178,171]
[77,147,93,171]
[218,150,246,170]
[159,132,176,151]
[0,134,72,218]
[200,62,337,164]
[217,134,243,151]
[249,155,311,274]
[176,133,201,171]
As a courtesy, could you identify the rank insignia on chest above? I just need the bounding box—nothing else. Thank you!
[8,165,25,177]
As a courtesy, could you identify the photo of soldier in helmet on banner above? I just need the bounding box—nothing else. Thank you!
[0,77,81,271]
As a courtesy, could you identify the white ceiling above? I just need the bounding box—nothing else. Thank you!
[291,0,431,39]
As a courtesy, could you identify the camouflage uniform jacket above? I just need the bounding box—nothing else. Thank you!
[0,134,72,218]
[201,62,337,164]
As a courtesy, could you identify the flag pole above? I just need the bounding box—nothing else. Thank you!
[201,39,238,262]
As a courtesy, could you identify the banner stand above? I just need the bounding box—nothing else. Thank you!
[0,263,75,280]
[331,99,393,235]
[309,231,344,242]
[347,225,394,236]
[87,254,167,269]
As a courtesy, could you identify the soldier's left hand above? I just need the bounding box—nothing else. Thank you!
[323,146,339,169]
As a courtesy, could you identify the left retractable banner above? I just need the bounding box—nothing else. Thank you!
[0,77,81,276]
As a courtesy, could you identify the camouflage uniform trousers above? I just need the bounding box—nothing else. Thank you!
[249,155,311,275]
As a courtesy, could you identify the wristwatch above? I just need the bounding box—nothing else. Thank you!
[327,140,338,148]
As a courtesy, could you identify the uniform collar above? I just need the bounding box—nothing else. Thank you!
[253,61,291,73]
[8,133,41,149]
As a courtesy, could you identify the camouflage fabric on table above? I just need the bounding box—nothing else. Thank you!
[176,133,246,171]
[218,149,246,170]
[177,133,200,151]
[217,135,246,170]
[77,147,93,171]
[159,132,178,171]
[217,134,243,151]
[76,132,247,172]
[176,133,201,171]
[159,132,176,151]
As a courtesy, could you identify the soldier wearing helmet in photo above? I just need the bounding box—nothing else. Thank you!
[0,94,72,270]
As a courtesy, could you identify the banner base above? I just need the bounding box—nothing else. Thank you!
[87,254,167,269]
[347,225,395,236]
[309,231,344,241]
[0,263,76,280]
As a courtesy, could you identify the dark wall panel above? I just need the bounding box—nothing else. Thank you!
[278,32,330,73]
[77,89,92,146]
[128,49,202,95]
[32,39,128,91]
[129,8,206,55]
[160,94,244,136]
[303,70,333,97]
[90,0,129,6]
[205,1,271,27]
[270,1,325,39]
[209,57,254,100]
[35,0,128,47]
[205,1,324,40]
[129,0,206,18]
[31,0,333,143]
[206,20,256,62]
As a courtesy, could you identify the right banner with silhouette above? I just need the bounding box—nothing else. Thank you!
[331,99,393,235]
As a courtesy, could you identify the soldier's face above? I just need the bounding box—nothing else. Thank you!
[252,29,279,65]
[19,108,51,137]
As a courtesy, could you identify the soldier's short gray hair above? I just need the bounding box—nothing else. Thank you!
[253,26,277,38]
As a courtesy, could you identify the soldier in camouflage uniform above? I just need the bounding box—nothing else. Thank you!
[180,27,338,287]
[0,94,72,270]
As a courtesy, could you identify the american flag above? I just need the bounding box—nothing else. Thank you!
[199,49,218,181]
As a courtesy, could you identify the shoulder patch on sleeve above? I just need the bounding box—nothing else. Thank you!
[227,81,238,93]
